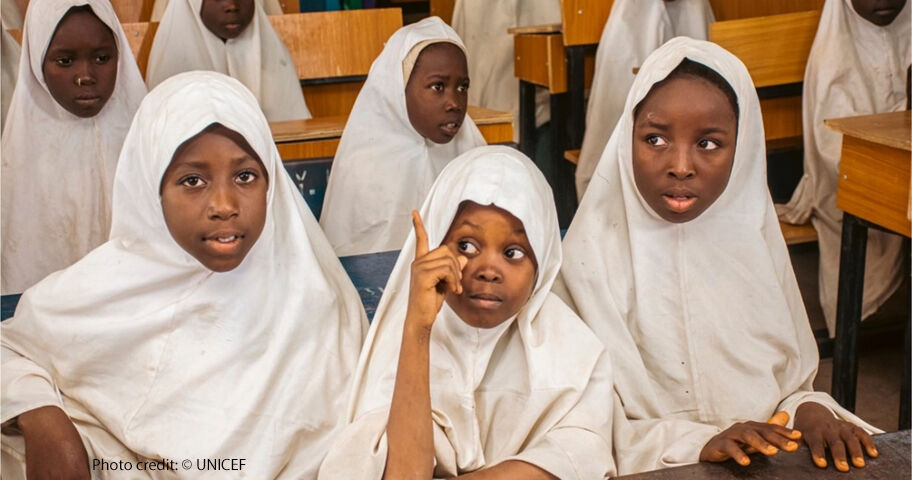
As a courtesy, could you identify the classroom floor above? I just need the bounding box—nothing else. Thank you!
[788,242,909,432]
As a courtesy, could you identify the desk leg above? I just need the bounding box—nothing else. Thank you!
[550,92,577,228]
[901,289,910,430]
[519,80,537,157]
[567,45,586,149]
[832,213,867,412]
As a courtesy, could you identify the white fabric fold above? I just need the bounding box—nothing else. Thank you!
[146,0,309,121]
[555,37,878,475]
[1,21,19,129]
[1,0,147,294]
[1,71,367,479]
[574,0,714,200]
[777,0,909,335]
[320,16,486,257]
[320,145,615,479]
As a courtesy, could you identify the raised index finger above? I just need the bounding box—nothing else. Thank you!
[412,210,429,259]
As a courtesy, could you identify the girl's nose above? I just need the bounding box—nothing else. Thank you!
[74,71,94,87]
[667,147,695,180]
[473,259,503,283]
[207,184,240,220]
[224,0,239,12]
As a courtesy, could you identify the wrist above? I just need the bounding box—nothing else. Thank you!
[17,406,66,434]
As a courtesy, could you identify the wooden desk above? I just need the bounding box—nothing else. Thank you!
[615,430,909,480]
[827,111,911,430]
[270,105,514,161]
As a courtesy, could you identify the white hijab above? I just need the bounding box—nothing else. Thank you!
[574,0,714,200]
[320,17,486,257]
[555,37,877,475]
[451,0,561,136]
[319,146,615,479]
[1,71,367,478]
[145,0,309,121]
[0,0,147,295]
[1,21,19,130]
[778,0,909,336]
[150,0,283,22]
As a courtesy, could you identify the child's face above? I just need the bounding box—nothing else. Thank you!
[441,201,537,329]
[851,0,906,26]
[160,127,268,272]
[200,0,255,41]
[631,75,736,223]
[42,9,118,118]
[404,43,469,144]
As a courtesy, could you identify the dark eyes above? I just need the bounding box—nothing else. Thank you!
[457,240,478,254]
[429,82,470,93]
[236,170,258,184]
[52,53,113,66]
[645,135,722,150]
[95,54,112,64]
[505,247,525,259]
[180,175,204,187]
[54,57,73,67]
[646,135,667,147]
[698,139,721,150]
[178,170,258,188]
[457,240,527,260]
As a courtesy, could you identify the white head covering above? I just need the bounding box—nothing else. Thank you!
[574,0,714,200]
[451,0,561,136]
[150,0,283,22]
[145,0,310,121]
[778,0,909,335]
[555,37,877,475]
[0,71,367,478]
[319,146,615,479]
[1,21,19,130]
[319,17,486,257]
[0,0,147,294]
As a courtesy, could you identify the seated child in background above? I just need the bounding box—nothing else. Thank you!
[555,37,880,475]
[451,0,560,140]
[146,0,310,121]
[777,0,909,337]
[0,71,366,479]
[320,17,486,257]
[1,0,147,294]
[574,0,715,199]
[319,146,615,479]
[150,0,283,22]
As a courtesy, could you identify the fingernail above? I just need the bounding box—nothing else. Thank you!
[815,458,827,467]
[766,446,778,454]
[786,441,798,450]
[838,461,849,472]
[740,458,750,466]
[853,457,864,467]
[872,448,878,456]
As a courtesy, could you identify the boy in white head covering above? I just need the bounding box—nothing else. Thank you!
[574,0,715,200]
[556,37,880,475]
[777,0,909,337]
[319,146,615,479]
[451,0,560,138]
[1,0,147,295]
[146,0,310,121]
[0,71,367,479]
[320,17,486,257]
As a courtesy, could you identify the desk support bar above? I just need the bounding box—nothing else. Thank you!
[567,45,587,149]
[519,80,537,157]
[833,213,867,412]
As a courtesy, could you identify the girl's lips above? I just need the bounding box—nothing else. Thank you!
[468,293,503,310]
[662,194,697,213]
[203,233,244,255]
[439,122,460,137]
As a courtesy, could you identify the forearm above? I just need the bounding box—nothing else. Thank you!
[384,317,435,480]
[449,460,557,480]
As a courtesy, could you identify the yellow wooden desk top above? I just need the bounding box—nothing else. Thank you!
[830,110,911,237]
[825,111,911,152]
[508,24,561,35]
[270,106,514,143]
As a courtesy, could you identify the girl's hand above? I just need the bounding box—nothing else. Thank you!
[18,406,90,480]
[407,211,467,329]
[699,412,802,466]
[794,401,877,471]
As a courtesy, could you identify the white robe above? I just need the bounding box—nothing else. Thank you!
[574,0,714,200]
[451,0,561,136]
[319,145,615,479]
[1,71,367,479]
[146,0,309,121]
[1,0,147,294]
[555,37,878,476]
[320,17,486,257]
[777,0,909,336]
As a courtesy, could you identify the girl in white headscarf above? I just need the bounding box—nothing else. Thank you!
[451,0,560,138]
[146,0,310,121]
[319,146,615,479]
[1,0,147,295]
[574,0,715,200]
[150,0,283,22]
[556,37,879,476]
[0,71,367,479]
[777,0,909,337]
[320,17,486,257]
